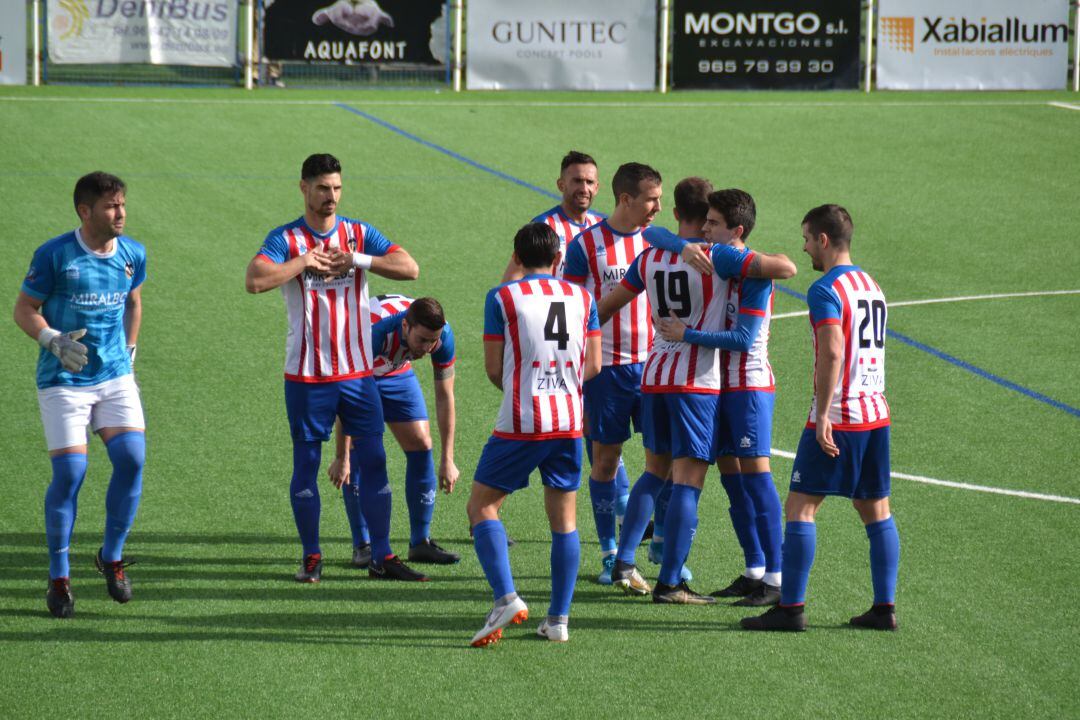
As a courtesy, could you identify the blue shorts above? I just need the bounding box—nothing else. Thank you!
[284,376,383,442]
[473,436,583,494]
[641,392,718,461]
[584,363,642,445]
[714,390,775,458]
[790,425,891,499]
[376,370,428,423]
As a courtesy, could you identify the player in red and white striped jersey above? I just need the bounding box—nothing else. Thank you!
[658,189,786,606]
[502,150,604,282]
[328,294,462,568]
[563,162,660,583]
[467,222,601,646]
[600,189,797,603]
[743,204,899,633]
[245,153,423,584]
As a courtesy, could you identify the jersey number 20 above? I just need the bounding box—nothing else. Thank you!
[857,299,886,349]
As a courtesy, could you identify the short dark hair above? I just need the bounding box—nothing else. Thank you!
[708,189,757,239]
[612,162,662,202]
[561,150,597,173]
[301,153,342,181]
[73,172,126,211]
[514,222,560,269]
[406,297,446,332]
[674,177,714,223]
[802,204,853,248]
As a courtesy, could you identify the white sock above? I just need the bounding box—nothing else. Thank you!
[763,572,781,587]
[744,566,765,580]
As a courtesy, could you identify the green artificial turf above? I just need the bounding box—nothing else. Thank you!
[0,86,1077,719]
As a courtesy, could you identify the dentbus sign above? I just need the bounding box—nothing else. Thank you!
[47,0,238,66]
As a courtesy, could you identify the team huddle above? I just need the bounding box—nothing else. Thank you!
[18,152,900,645]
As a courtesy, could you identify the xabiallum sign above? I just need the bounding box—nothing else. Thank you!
[877,0,1070,89]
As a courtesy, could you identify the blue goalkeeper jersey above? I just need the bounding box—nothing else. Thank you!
[21,229,147,389]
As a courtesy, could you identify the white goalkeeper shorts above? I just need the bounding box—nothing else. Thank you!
[37,374,145,451]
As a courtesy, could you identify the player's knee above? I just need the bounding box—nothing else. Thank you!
[350,434,387,471]
[853,497,890,524]
[591,450,620,480]
[49,453,88,497]
[105,432,146,474]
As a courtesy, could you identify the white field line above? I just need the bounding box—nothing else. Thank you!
[772,289,1080,320]
[1048,101,1080,112]
[769,449,1080,505]
[0,96,1058,109]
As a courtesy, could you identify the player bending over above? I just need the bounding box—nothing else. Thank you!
[329,295,460,570]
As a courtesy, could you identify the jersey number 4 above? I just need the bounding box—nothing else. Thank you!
[544,302,569,350]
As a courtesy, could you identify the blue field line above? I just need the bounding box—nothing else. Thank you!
[335,103,1078,420]
[334,103,560,201]
[886,330,1080,418]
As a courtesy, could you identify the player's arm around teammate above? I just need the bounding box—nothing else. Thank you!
[656,189,786,605]
[14,172,148,618]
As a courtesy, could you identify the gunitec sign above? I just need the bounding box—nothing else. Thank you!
[46,0,237,66]
[263,0,447,65]
[466,0,657,90]
[672,0,861,89]
[877,0,1070,89]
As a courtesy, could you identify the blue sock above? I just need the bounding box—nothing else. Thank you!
[473,519,515,600]
[404,449,437,546]
[45,453,87,579]
[290,440,322,556]
[653,480,673,539]
[616,472,665,564]
[720,473,764,570]
[102,432,146,562]
[352,435,392,565]
[341,467,370,547]
[744,472,783,574]
[614,459,630,522]
[549,529,580,618]
[866,516,900,605]
[780,521,816,606]
[588,478,618,554]
[659,484,701,586]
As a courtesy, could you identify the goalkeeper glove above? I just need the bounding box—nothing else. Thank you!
[38,327,89,373]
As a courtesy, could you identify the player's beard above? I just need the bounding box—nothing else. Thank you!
[310,199,336,219]
[94,212,123,240]
[569,193,592,213]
